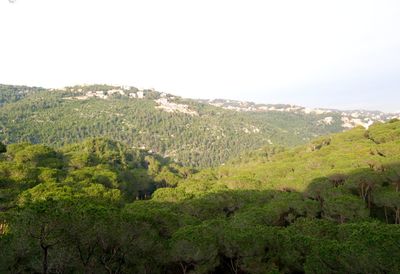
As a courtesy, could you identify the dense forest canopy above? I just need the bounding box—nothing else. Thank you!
[1,120,400,273]
[0,84,376,168]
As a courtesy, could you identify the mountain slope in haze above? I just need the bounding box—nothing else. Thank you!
[0,84,398,168]
[199,98,400,129]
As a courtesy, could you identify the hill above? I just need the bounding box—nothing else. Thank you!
[1,121,400,273]
[1,84,398,168]
[154,119,400,200]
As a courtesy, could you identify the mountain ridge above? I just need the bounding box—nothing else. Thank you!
[1,83,399,167]
[2,83,398,115]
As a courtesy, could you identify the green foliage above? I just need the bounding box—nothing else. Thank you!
[322,192,369,223]
[13,144,63,169]
[0,84,44,106]
[0,138,187,209]
[169,221,221,273]
[304,222,400,274]
[167,120,400,197]
[0,84,353,167]
[1,117,400,273]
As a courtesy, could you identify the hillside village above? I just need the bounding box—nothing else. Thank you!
[63,86,200,116]
[30,84,400,130]
[155,98,199,116]
[203,98,400,129]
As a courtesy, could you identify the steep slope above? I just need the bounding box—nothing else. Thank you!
[0,84,398,168]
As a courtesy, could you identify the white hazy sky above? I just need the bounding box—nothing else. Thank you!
[1,0,400,112]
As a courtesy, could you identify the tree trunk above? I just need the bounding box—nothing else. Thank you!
[179,262,187,274]
[230,258,239,274]
[359,184,365,200]
[384,207,389,224]
[367,192,372,209]
[42,245,48,274]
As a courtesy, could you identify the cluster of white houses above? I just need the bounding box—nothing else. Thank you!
[67,89,146,100]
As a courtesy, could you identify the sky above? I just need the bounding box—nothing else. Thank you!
[0,0,399,112]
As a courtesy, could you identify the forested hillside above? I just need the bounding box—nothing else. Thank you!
[156,119,400,197]
[1,121,400,273]
[2,84,394,168]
